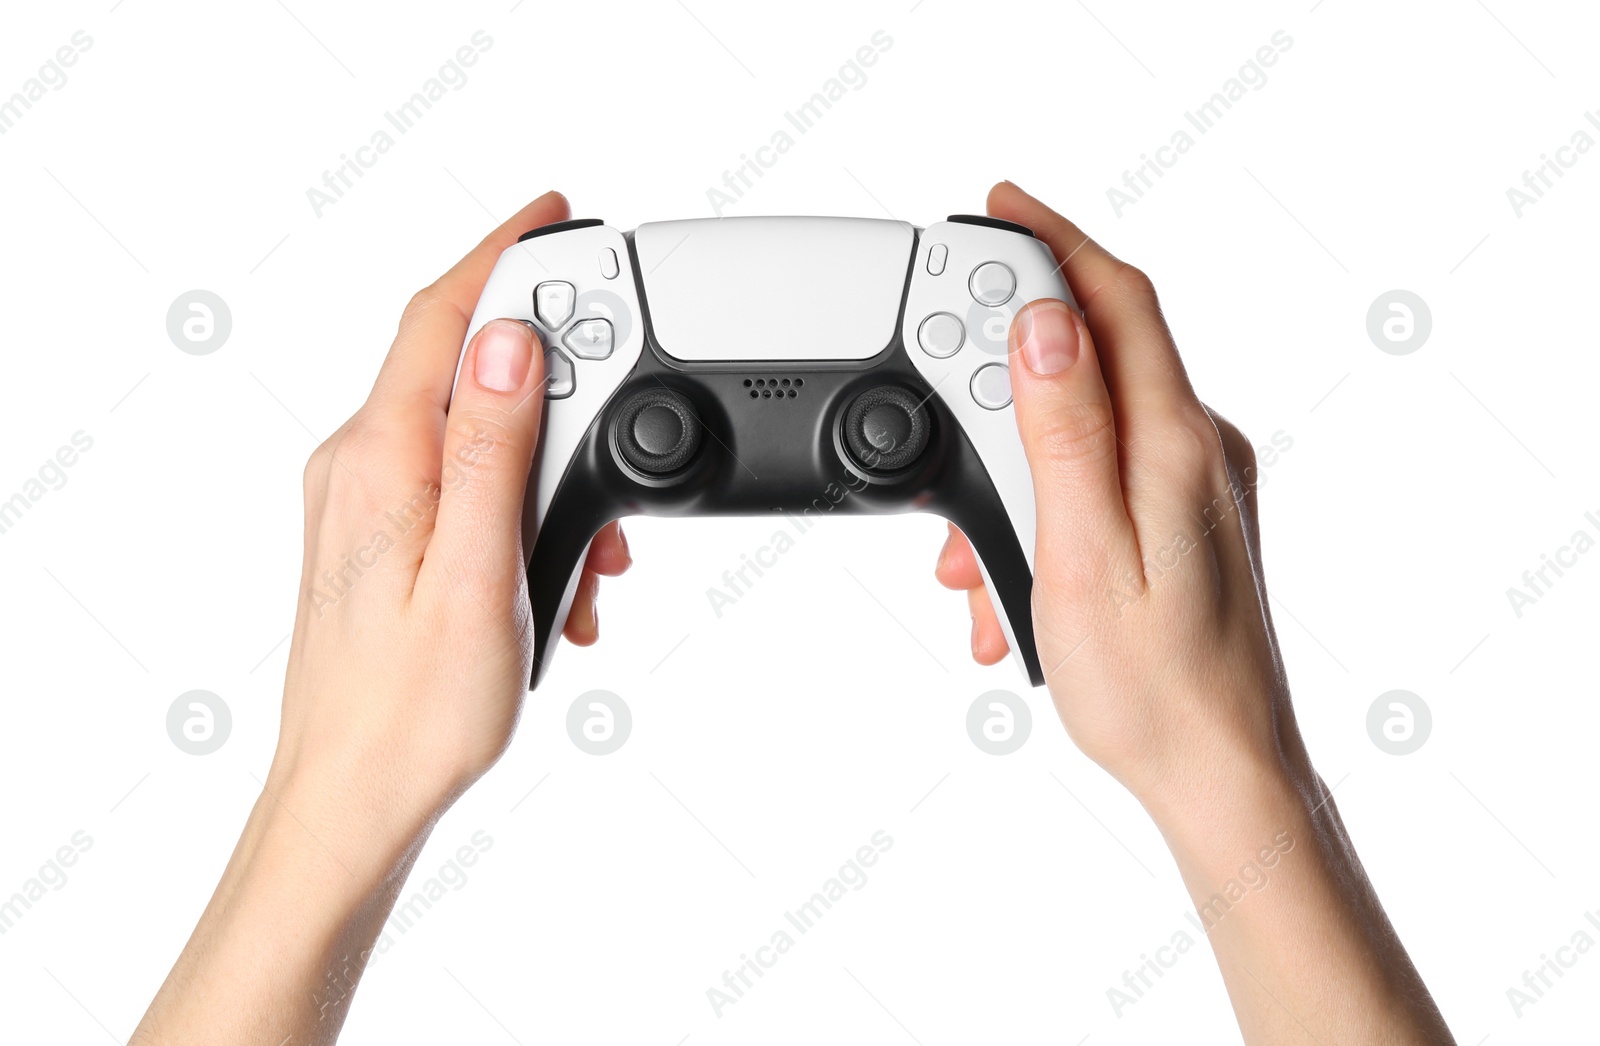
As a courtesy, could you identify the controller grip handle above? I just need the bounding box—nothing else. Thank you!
[522,447,623,687]
[940,501,1044,688]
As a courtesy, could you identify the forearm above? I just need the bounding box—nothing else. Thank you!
[134,770,436,1045]
[1144,746,1454,1045]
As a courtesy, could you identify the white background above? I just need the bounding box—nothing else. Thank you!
[1,0,1597,1042]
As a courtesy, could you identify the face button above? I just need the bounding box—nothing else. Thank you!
[968,262,1016,307]
[970,363,1012,410]
[563,317,614,359]
[926,243,948,275]
[534,281,575,329]
[544,348,574,399]
[917,312,965,359]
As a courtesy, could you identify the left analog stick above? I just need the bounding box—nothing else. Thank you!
[614,389,703,475]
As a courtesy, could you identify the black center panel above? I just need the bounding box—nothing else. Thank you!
[570,231,948,517]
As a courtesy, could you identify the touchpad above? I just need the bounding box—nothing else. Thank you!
[633,217,915,363]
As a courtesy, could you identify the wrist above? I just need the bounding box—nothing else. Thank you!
[259,754,447,888]
[267,704,487,843]
[1126,729,1323,869]
[133,767,435,1043]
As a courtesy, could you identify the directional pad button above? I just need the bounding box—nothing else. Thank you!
[563,317,614,360]
[534,281,575,329]
[543,348,574,399]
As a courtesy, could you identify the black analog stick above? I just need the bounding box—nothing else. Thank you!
[615,388,703,475]
[843,386,930,472]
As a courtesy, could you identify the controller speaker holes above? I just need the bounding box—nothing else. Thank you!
[744,376,802,400]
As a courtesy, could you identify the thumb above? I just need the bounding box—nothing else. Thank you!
[1009,300,1138,584]
[428,318,546,594]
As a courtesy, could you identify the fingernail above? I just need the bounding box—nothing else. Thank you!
[1015,301,1079,376]
[617,525,633,567]
[474,320,533,392]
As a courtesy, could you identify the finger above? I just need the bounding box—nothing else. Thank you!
[584,522,632,578]
[369,191,571,420]
[987,182,1200,430]
[935,523,984,591]
[987,180,1127,305]
[563,526,630,646]
[563,569,601,646]
[938,523,1015,666]
[1009,299,1141,587]
[422,319,545,593]
[967,587,1010,665]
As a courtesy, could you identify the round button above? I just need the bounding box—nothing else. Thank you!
[842,386,931,473]
[615,389,703,475]
[969,262,1016,307]
[917,312,965,358]
[970,364,1012,410]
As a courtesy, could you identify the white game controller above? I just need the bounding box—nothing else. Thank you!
[459,214,1074,688]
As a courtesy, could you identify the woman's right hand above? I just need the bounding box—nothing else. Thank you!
[938,181,1302,813]
[936,182,1455,1045]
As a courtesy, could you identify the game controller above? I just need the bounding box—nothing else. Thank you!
[458,214,1075,689]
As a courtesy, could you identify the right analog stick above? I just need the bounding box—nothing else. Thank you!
[615,388,704,476]
[843,385,930,473]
